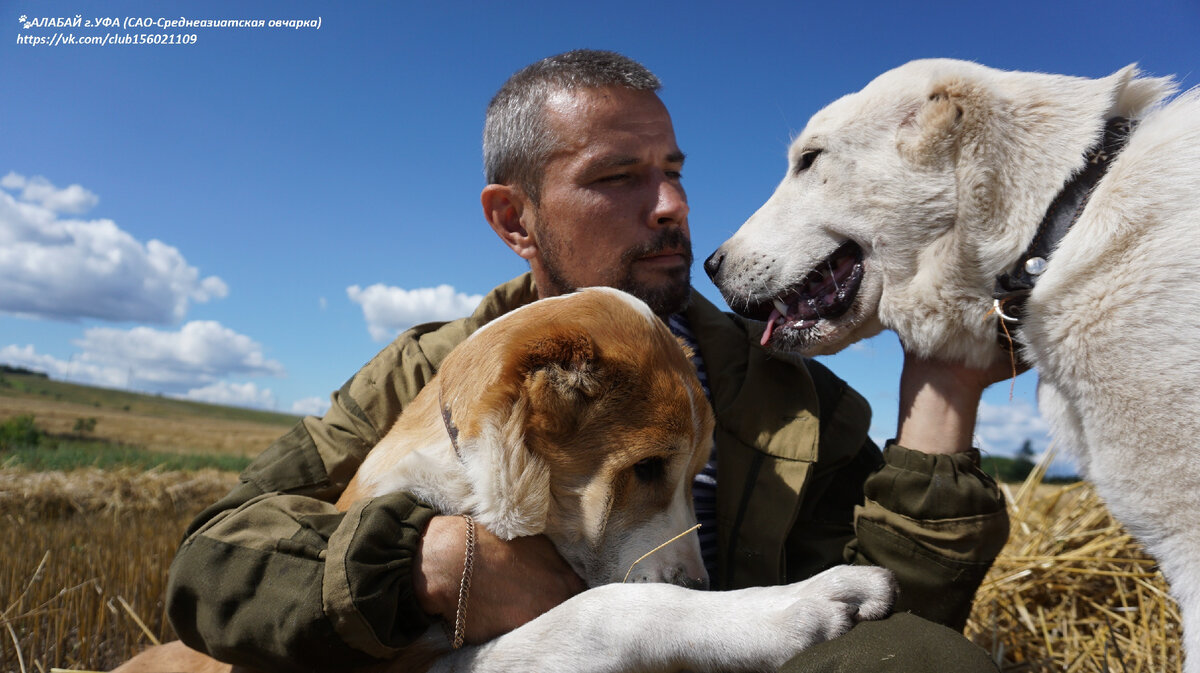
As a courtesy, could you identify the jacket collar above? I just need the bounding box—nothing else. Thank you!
[684,290,820,463]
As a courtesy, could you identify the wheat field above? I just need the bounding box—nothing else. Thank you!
[0,465,1180,671]
[0,461,1183,672]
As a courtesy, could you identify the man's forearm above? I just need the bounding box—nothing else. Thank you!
[895,352,1017,454]
[167,486,437,671]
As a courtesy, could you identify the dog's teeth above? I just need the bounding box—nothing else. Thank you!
[772,298,789,316]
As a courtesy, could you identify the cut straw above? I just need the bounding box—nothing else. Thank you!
[116,596,160,646]
[965,446,1181,672]
[623,524,702,583]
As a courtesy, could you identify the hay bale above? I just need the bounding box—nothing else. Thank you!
[967,452,1182,672]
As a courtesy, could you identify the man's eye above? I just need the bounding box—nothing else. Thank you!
[598,173,630,183]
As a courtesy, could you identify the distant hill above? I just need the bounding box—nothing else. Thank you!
[0,370,300,426]
[1,364,48,378]
[0,371,302,459]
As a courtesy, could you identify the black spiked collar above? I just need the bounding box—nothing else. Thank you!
[991,117,1136,354]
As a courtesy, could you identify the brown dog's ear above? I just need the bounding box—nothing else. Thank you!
[522,329,601,400]
[457,328,599,539]
[519,329,604,443]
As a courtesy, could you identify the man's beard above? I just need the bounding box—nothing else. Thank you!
[539,225,693,316]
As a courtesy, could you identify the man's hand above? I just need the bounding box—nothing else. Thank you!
[414,514,586,644]
[896,348,1027,455]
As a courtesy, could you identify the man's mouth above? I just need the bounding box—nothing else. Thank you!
[637,247,691,267]
[746,241,865,346]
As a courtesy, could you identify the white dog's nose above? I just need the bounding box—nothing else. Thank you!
[704,248,725,280]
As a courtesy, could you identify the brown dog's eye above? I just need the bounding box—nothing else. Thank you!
[795,149,822,174]
[633,457,666,483]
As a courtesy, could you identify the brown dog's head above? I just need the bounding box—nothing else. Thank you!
[436,288,713,588]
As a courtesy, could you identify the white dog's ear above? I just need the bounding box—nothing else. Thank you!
[898,79,978,164]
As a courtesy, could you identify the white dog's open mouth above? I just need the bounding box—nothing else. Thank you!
[752,241,864,346]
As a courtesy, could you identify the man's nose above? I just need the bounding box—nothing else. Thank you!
[651,177,688,227]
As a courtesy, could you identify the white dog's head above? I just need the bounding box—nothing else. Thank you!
[707,59,1172,366]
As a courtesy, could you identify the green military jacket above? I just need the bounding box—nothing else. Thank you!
[166,274,1009,672]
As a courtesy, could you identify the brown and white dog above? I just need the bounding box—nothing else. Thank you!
[115,287,895,673]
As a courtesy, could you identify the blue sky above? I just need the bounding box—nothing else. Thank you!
[3,0,1198,470]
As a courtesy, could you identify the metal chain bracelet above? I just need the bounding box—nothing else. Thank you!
[450,513,476,649]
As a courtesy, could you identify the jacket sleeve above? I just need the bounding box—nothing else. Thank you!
[844,442,1010,631]
[166,326,457,672]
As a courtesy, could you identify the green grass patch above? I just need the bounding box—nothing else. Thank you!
[1,436,251,472]
[0,413,43,449]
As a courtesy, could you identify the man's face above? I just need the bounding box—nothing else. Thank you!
[526,87,692,315]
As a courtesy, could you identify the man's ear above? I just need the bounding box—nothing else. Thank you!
[481,184,537,261]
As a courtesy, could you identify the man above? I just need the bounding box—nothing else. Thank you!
[167,50,1009,672]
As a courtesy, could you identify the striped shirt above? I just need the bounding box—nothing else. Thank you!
[667,312,719,580]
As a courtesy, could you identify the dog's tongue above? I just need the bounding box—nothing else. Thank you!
[761,307,781,346]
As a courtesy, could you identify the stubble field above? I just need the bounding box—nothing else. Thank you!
[0,377,1183,672]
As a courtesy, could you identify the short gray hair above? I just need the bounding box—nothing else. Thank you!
[483,50,661,203]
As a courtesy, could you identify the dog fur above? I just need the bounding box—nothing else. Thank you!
[707,58,1200,670]
[115,287,896,673]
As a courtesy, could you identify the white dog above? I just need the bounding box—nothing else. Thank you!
[116,288,895,673]
[706,58,1200,670]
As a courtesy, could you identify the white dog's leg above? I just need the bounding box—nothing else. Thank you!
[1151,541,1200,673]
[1184,597,1200,673]
[431,565,896,673]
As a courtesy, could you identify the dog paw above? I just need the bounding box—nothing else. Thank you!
[752,565,897,665]
[801,564,898,622]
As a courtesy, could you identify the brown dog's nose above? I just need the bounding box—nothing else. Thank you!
[703,249,724,280]
[665,565,709,590]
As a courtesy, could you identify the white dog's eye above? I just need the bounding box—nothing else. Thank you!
[794,149,823,174]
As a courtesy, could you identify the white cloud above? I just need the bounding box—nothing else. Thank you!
[347,283,484,342]
[975,399,1082,477]
[1,321,285,396]
[974,398,1052,457]
[73,321,285,390]
[182,381,277,410]
[291,395,331,417]
[0,175,227,324]
[2,171,98,213]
